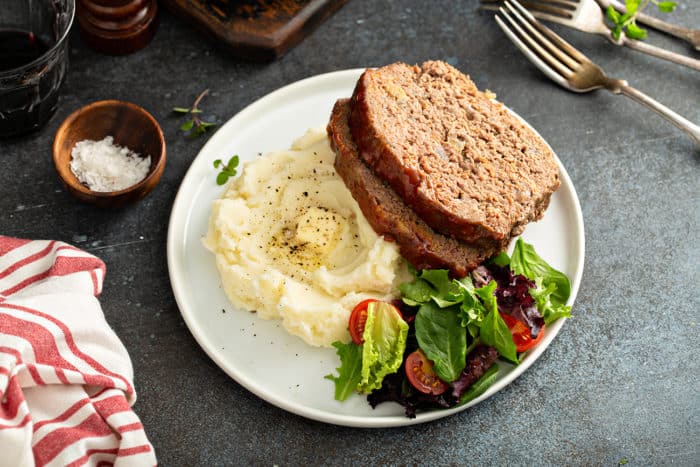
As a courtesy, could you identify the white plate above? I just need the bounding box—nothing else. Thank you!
[167,69,585,428]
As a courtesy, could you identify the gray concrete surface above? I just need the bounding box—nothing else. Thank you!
[1,0,698,465]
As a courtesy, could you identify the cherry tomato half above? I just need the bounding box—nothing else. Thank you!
[404,349,449,396]
[348,299,378,345]
[500,312,545,353]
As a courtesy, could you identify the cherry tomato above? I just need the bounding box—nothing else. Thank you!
[348,299,378,345]
[500,312,545,353]
[404,349,449,396]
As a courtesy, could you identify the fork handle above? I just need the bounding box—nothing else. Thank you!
[611,81,700,148]
[634,11,700,51]
[618,35,700,71]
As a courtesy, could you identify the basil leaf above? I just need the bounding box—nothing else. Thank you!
[510,238,571,306]
[415,302,466,382]
[478,281,518,364]
[460,364,499,404]
[325,341,363,401]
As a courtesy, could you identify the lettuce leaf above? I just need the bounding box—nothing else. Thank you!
[358,302,409,393]
[530,276,572,325]
[510,238,571,306]
[477,281,518,364]
[324,341,363,401]
[415,302,466,382]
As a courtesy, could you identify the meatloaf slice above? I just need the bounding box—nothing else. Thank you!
[327,99,501,278]
[349,60,560,244]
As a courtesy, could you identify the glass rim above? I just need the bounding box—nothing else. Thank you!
[0,0,76,78]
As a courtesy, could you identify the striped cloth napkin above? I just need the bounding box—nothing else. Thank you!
[0,236,156,466]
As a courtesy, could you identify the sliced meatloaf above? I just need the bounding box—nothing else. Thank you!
[348,60,560,244]
[327,99,501,278]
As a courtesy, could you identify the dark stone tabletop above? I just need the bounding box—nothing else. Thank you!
[2,0,698,465]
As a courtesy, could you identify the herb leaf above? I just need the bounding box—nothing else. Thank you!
[626,22,648,40]
[173,89,217,138]
[214,155,241,185]
[656,1,677,13]
[605,0,678,41]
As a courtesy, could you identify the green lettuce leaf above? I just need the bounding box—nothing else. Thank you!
[324,341,363,401]
[456,275,487,333]
[530,276,572,325]
[510,238,571,306]
[477,281,518,364]
[399,277,435,305]
[415,302,466,382]
[358,302,409,393]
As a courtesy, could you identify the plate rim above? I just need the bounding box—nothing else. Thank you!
[166,68,586,428]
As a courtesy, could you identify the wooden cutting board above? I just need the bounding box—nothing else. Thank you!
[161,0,349,62]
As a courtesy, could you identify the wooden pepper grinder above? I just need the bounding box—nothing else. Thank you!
[76,0,158,55]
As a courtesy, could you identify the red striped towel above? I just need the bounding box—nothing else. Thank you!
[0,236,156,466]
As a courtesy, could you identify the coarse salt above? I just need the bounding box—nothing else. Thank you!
[69,136,151,192]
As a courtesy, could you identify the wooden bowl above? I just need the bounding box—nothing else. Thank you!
[53,100,166,208]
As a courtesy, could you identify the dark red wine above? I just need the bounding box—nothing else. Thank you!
[0,29,66,138]
[0,30,50,71]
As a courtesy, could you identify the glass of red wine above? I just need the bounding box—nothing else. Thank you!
[0,0,75,138]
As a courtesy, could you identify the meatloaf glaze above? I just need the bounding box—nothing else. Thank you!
[348,61,560,244]
[327,99,500,278]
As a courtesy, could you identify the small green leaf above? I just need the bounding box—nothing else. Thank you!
[216,172,229,186]
[626,22,648,40]
[180,120,194,131]
[656,1,676,13]
[399,277,436,304]
[228,155,240,169]
[324,341,364,401]
[189,126,204,139]
[605,5,622,24]
[172,107,191,114]
[490,251,510,267]
[189,109,203,114]
[199,121,217,129]
[625,0,640,15]
[213,159,223,168]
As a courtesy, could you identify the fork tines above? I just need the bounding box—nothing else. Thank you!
[481,0,577,19]
[495,0,587,87]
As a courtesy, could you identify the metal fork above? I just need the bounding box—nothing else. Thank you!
[481,0,700,71]
[495,0,700,147]
[596,0,700,51]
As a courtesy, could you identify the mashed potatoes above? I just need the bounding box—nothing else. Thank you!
[203,127,409,347]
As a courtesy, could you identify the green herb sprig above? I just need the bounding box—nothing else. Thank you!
[213,155,240,185]
[606,0,677,41]
[173,89,217,138]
